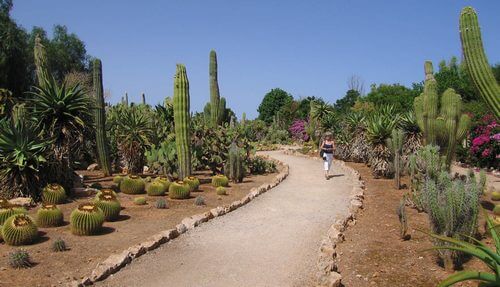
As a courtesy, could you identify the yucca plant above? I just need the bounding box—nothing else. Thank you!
[345,112,369,163]
[29,76,93,191]
[398,111,422,172]
[0,106,50,200]
[424,212,500,287]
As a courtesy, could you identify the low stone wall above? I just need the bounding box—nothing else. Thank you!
[74,156,289,286]
[283,149,365,287]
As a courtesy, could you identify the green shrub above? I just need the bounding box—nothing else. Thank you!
[41,183,66,204]
[211,175,229,187]
[247,157,277,175]
[120,175,145,194]
[2,214,39,246]
[70,203,105,236]
[168,181,190,199]
[146,181,167,196]
[8,249,32,269]
[36,204,63,227]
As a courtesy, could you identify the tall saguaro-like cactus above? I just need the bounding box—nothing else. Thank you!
[173,64,191,179]
[388,129,404,189]
[209,50,221,126]
[92,59,112,176]
[34,35,49,88]
[414,61,471,166]
[459,7,500,118]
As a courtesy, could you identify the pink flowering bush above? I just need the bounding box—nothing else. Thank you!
[469,114,499,169]
[289,119,309,142]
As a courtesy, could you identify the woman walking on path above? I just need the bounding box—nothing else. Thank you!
[320,132,335,179]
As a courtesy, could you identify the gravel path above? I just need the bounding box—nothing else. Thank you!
[98,151,356,287]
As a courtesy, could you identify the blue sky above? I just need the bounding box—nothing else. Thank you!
[11,0,500,119]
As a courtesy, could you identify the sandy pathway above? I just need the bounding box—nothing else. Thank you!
[97,151,356,287]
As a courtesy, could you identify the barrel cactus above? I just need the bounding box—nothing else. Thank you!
[36,204,64,227]
[94,188,117,200]
[120,175,145,194]
[169,181,190,199]
[212,175,229,187]
[154,176,171,190]
[42,183,67,204]
[492,191,500,201]
[94,194,121,221]
[133,197,147,205]
[113,175,124,185]
[70,203,105,236]
[0,205,26,225]
[146,181,167,196]
[2,214,38,246]
[216,186,227,195]
[184,176,200,192]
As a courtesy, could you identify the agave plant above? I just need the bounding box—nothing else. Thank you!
[345,112,369,163]
[425,213,500,287]
[398,111,422,172]
[0,106,50,200]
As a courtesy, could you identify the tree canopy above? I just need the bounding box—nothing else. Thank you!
[257,88,293,124]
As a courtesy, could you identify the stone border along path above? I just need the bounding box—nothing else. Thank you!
[88,150,363,287]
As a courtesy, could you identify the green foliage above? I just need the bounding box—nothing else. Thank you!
[216,186,227,195]
[168,181,190,200]
[155,198,168,209]
[363,83,420,113]
[225,142,245,183]
[133,196,147,205]
[434,57,476,102]
[173,64,191,179]
[194,196,205,206]
[2,214,38,246]
[258,88,293,124]
[0,106,49,200]
[8,249,32,269]
[212,175,229,187]
[145,140,177,177]
[146,181,167,196]
[51,238,67,252]
[334,89,360,113]
[120,175,145,194]
[425,214,500,287]
[94,193,121,221]
[183,176,200,192]
[70,203,104,235]
[41,183,66,204]
[36,203,63,227]
[246,156,277,175]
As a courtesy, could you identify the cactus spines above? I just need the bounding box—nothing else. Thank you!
[459,7,500,118]
[209,50,221,127]
[388,129,404,189]
[154,176,171,190]
[34,35,49,88]
[8,249,33,268]
[94,194,121,221]
[120,175,145,194]
[2,214,39,246]
[168,181,190,200]
[225,143,245,183]
[95,188,117,200]
[42,183,67,204]
[70,203,105,235]
[218,97,227,124]
[183,176,200,192]
[146,181,167,196]
[173,64,192,179]
[93,58,112,176]
[212,174,229,187]
[36,204,64,227]
[0,205,26,225]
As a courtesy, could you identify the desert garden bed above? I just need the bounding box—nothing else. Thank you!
[0,166,281,287]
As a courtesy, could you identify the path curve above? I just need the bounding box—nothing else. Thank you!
[98,151,356,287]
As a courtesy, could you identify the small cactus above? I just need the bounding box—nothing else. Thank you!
[113,175,124,185]
[216,186,227,196]
[8,249,32,269]
[36,204,64,227]
[42,183,66,204]
[212,175,229,187]
[146,181,167,196]
[194,196,205,206]
[491,191,500,201]
[2,214,39,246]
[184,176,200,192]
[94,194,121,221]
[120,175,146,194]
[70,203,105,236]
[169,181,190,199]
[51,238,67,252]
[133,197,147,205]
[155,198,168,209]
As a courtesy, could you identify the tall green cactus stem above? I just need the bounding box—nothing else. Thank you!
[241,112,246,126]
[388,129,404,189]
[173,64,191,179]
[203,102,211,124]
[459,7,500,118]
[414,61,471,166]
[225,142,244,183]
[92,59,112,176]
[209,50,221,126]
[34,35,49,89]
[218,97,226,124]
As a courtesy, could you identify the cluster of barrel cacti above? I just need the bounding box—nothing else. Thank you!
[414,61,470,166]
[120,175,146,194]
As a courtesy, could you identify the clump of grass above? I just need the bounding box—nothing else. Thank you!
[155,198,168,209]
[9,249,32,269]
[194,196,205,206]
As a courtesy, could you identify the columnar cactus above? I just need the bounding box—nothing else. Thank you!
[93,59,112,176]
[141,93,146,105]
[388,129,404,189]
[218,97,227,124]
[459,7,500,118]
[34,35,49,88]
[414,61,471,166]
[209,50,220,127]
[173,64,191,179]
[225,143,245,183]
[241,112,246,126]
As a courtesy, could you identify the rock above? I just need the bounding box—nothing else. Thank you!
[143,166,149,173]
[327,272,342,287]
[8,197,34,207]
[86,163,99,171]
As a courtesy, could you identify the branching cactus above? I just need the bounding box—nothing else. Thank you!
[225,142,245,183]
[388,129,404,189]
[414,61,470,166]
[93,59,112,176]
[173,64,191,179]
[209,50,221,127]
[460,7,500,118]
